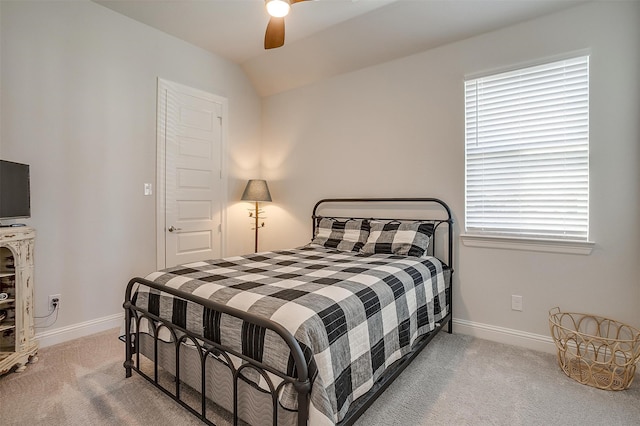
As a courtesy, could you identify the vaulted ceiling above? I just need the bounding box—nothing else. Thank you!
[95,0,587,96]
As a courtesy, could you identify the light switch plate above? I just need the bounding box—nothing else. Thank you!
[511,295,523,311]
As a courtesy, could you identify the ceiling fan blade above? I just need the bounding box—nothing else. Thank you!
[291,0,308,4]
[265,17,285,49]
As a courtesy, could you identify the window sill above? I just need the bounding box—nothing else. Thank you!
[460,234,595,255]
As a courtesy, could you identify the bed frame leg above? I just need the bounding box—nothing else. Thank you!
[298,390,309,426]
[124,359,133,378]
[123,301,134,378]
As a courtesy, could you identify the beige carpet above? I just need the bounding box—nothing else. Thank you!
[1,328,638,425]
[0,328,210,425]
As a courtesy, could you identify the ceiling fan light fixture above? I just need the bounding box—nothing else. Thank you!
[266,0,291,18]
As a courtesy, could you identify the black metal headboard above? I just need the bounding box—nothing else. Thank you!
[311,197,454,269]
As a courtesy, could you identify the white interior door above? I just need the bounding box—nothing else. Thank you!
[157,79,226,268]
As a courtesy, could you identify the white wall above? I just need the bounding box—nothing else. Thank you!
[2,0,638,351]
[261,1,640,347]
[0,1,262,343]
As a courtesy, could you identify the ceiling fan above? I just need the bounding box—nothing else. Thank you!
[264,0,310,49]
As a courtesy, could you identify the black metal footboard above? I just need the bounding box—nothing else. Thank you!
[123,277,311,426]
[123,278,451,426]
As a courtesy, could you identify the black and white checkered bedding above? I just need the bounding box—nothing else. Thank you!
[132,246,449,425]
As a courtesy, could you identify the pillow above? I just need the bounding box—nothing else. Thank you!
[361,220,434,257]
[311,218,370,252]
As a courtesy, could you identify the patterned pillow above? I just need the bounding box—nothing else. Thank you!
[361,220,434,257]
[311,218,370,252]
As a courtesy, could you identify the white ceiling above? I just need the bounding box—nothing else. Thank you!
[94,0,588,96]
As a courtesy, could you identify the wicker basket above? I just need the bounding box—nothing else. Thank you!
[549,308,640,390]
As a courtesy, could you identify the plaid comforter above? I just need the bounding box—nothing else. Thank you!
[133,246,449,425]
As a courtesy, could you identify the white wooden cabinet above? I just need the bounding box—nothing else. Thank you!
[0,227,38,375]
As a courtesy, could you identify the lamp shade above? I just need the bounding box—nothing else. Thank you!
[241,179,272,202]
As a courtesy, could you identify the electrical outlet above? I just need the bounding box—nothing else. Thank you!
[49,294,61,311]
[511,295,523,311]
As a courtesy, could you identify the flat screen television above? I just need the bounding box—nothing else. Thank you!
[0,160,31,220]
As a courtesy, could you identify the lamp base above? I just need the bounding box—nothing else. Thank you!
[254,202,259,253]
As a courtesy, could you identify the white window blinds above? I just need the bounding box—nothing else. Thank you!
[465,56,589,240]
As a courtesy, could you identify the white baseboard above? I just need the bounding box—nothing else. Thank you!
[452,318,556,354]
[35,313,124,348]
[33,312,554,354]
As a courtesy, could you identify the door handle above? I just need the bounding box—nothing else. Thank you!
[168,226,182,233]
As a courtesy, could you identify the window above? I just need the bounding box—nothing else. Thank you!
[464,56,589,243]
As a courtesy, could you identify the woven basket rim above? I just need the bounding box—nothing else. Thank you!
[549,309,640,344]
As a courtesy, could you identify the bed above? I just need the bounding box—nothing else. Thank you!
[123,198,454,425]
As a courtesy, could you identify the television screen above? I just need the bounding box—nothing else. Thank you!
[0,160,31,220]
